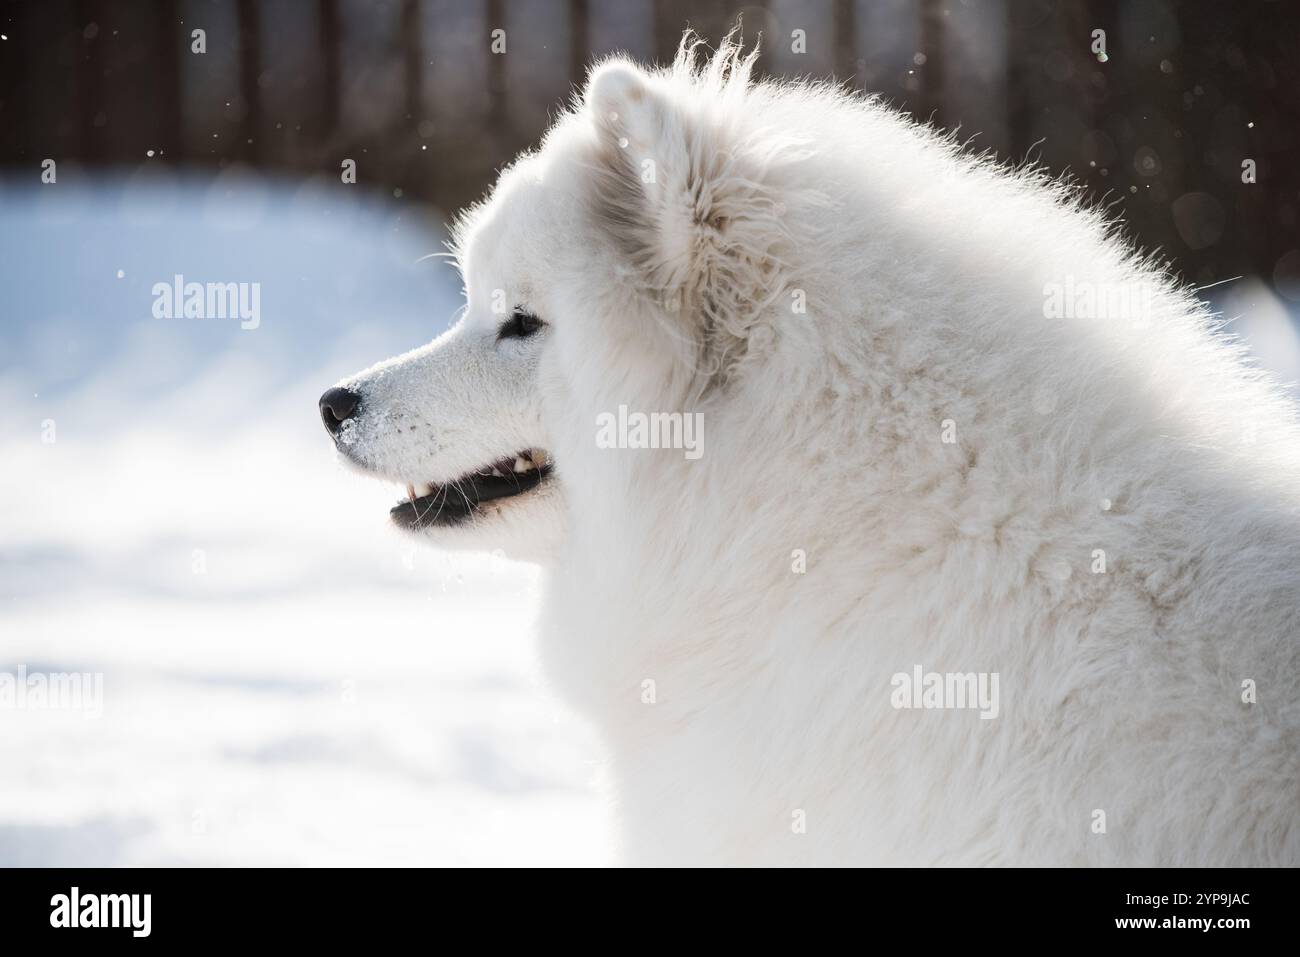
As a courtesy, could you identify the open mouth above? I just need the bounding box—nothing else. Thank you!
[390,449,553,529]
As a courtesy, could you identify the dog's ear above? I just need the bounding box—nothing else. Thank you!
[583,52,807,386]
[585,60,700,294]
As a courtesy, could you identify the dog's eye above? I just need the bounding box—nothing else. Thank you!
[497,308,545,341]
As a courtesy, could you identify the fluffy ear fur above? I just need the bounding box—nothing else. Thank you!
[582,40,816,386]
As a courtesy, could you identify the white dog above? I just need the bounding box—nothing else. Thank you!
[321,37,1300,866]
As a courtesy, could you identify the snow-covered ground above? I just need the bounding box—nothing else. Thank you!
[0,171,611,866]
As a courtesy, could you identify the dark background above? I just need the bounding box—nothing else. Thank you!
[1,0,1298,296]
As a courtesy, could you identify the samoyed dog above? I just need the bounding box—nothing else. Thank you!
[321,36,1300,866]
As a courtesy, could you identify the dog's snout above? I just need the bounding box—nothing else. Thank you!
[319,386,362,436]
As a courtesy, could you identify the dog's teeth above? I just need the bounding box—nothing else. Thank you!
[491,468,504,478]
[406,483,417,502]
[513,456,531,473]
[416,482,434,497]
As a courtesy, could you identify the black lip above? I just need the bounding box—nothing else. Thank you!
[390,465,553,529]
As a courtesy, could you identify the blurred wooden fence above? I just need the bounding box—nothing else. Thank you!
[0,0,1296,289]
[0,0,1083,208]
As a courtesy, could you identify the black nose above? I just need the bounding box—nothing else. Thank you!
[319,386,361,436]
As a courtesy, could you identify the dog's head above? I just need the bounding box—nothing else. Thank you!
[320,38,820,561]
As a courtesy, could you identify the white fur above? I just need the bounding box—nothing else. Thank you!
[330,37,1300,865]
